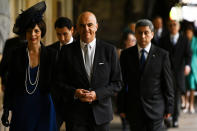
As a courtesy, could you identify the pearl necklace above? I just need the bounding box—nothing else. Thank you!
[25,48,40,95]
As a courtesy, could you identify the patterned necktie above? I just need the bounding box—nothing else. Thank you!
[140,49,146,72]
[84,44,91,80]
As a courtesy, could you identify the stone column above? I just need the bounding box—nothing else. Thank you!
[0,0,10,54]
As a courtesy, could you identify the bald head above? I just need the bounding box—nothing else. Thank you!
[77,11,97,25]
[77,11,98,43]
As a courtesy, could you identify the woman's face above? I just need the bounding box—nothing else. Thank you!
[186,29,193,41]
[124,34,136,49]
[26,25,42,45]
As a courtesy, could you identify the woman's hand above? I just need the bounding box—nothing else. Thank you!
[1,109,10,127]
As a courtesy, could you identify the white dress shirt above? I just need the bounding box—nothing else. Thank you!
[80,38,96,69]
[155,28,163,38]
[170,33,179,45]
[137,42,151,60]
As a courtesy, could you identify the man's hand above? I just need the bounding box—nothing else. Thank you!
[184,65,191,76]
[164,113,171,119]
[75,89,89,98]
[83,91,97,102]
[75,89,97,103]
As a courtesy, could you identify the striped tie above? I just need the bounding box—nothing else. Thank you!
[84,44,91,81]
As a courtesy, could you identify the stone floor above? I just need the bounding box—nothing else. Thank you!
[110,111,197,131]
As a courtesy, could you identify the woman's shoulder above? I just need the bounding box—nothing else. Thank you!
[11,43,27,56]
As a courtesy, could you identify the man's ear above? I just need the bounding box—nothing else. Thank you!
[151,31,154,39]
[71,27,74,34]
[95,23,98,31]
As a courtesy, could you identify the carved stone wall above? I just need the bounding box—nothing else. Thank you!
[0,0,10,54]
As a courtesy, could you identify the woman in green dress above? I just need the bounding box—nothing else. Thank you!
[184,25,197,114]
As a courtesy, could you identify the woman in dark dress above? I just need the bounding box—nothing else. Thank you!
[1,1,57,131]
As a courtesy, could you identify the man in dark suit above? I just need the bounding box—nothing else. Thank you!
[55,11,122,131]
[152,16,168,46]
[48,17,74,130]
[119,19,174,131]
[160,20,191,127]
[48,17,74,51]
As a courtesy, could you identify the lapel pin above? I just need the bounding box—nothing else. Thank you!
[153,54,156,58]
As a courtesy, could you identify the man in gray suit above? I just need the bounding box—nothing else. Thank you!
[55,11,122,131]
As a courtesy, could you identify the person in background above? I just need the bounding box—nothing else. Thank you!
[48,17,74,52]
[48,16,74,130]
[117,30,136,58]
[183,25,197,114]
[128,22,136,33]
[152,16,168,46]
[1,2,57,130]
[119,19,174,131]
[160,19,191,127]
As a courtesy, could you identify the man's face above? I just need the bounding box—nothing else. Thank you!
[168,20,180,35]
[77,13,98,43]
[56,27,73,44]
[153,18,162,30]
[186,29,193,41]
[135,26,154,48]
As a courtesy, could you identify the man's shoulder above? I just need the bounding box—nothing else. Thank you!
[122,45,136,54]
[153,44,169,56]
[96,39,116,50]
[47,41,60,49]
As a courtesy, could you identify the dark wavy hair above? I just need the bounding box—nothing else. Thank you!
[55,17,73,30]
[118,30,135,49]
[26,19,46,38]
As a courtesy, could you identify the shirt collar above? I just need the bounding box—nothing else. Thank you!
[80,38,96,49]
[170,33,179,40]
[60,36,74,47]
[157,28,162,36]
[67,37,74,44]
[137,42,151,53]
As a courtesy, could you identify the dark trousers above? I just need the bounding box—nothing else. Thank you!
[120,117,130,131]
[66,121,109,131]
[173,88,181,122]
[128,111,165,131]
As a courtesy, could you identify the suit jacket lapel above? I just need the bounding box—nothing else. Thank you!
[38,44,46,86]
[91,39,100,84]
[133,45,140,71]
[74,41,90,83]
[143,44,156,75]
[21,45,28,81]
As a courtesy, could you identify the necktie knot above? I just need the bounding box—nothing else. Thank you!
[141,49,145,54]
